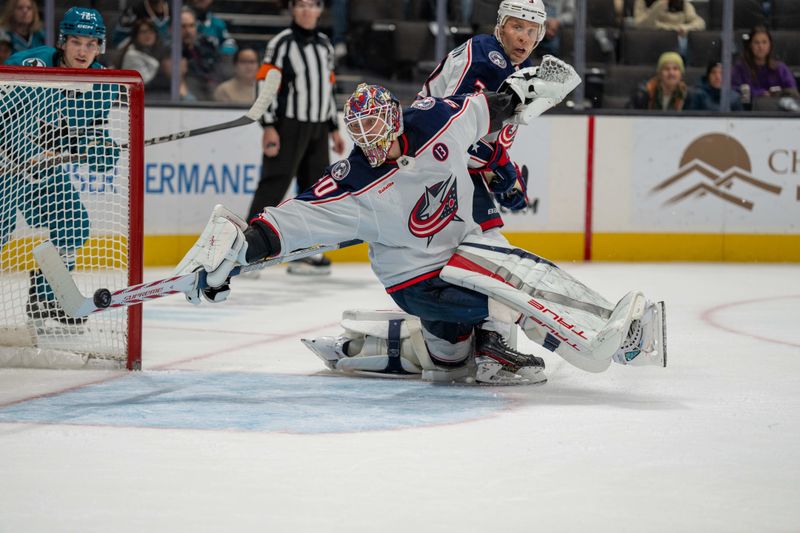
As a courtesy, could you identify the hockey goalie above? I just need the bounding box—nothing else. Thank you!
[175,57,666,385]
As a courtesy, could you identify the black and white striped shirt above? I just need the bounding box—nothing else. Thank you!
[258,23,337,128]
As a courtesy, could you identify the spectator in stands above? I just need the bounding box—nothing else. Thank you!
[328,0,348,60]
[633,0,705,32]
[630,51,689,110]
[0,30,13,64]
[537,0,574,57]
[688,60,742,112]
[181,6,223,101]
[634,0,705,57]
[190,0,238,55]
[116,19,164,87]
[247,0,345,275]
[156,56,197,101]
[0,0,45,54]
[213,47,259,103]
[111,0,171,48]
[451,0,475,25]
[732,25,799,110]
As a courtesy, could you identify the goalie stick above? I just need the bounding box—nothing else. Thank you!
[32,237,362,318]
[123,67,281,149]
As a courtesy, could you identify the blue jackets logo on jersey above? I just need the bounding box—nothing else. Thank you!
[488,51,507,69]
[408,175,463,244]
[411,97,436,111]
[330,159,351,180]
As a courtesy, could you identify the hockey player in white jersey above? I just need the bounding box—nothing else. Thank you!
[175,69,666,385]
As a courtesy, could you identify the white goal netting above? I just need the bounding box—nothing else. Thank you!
[0,69,143,369]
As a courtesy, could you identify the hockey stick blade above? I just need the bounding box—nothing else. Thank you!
[32,241,97,318]
[122,68,281,149]
[33,237,362,318]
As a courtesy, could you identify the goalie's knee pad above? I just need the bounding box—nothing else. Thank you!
[301,309,435,376]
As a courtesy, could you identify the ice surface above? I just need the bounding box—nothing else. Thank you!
[1,262,798,532]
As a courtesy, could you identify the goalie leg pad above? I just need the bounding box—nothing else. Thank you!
[441,235,651,372]
[441,234,613,347]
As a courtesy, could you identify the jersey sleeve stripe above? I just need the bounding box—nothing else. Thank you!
[452,39,473,95]
[480,218,504,231]
[478,92,492,136]
[415,99,473,156]
[385,268,443,294]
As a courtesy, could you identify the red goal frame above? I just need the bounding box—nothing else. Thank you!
[0,66,144,370]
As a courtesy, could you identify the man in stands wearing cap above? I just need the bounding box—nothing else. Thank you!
[630,51,690,111]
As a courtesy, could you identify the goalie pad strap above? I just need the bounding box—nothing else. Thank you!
[386,319,404,373]
[340,309,438,372]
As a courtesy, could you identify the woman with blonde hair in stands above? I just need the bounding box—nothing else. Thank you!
[0,0,45,53]
[630,51,690,111]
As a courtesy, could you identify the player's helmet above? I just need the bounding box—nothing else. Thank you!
[496,0,547,49]
[343,83,404,168]
[59,7,106,54]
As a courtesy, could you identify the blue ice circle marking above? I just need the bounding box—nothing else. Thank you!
[0,372,511,434]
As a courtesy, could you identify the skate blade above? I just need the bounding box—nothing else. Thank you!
[657,300,667,368]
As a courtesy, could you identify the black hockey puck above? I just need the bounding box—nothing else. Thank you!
[93,288,112,308]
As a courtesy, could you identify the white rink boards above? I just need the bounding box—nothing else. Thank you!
[1,262,799,532]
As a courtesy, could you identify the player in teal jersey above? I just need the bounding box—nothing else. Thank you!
[2,7,118,327]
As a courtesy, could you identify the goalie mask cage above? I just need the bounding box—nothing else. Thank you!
[0,67,143,370]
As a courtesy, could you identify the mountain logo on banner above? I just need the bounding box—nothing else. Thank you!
[651,133,781,211]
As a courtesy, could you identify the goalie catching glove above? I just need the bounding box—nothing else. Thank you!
[499,56,580,107]
[499,56,581,125]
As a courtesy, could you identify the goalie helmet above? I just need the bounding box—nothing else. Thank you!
[496,0,547,48]
[343,83,404,168]
[59,7,106,54]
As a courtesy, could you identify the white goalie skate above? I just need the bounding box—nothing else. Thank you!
[301,334,422,377]
[611,301,667,367]
[301,335,348,371]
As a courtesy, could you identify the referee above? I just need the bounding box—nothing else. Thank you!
[248,0,345,274]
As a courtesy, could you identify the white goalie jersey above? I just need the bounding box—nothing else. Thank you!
[253,93,492,291]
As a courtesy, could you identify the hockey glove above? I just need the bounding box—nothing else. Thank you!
[494,164,529,211]
[499,56,580,108]
[467,140,518,194]
[174,205,249,305]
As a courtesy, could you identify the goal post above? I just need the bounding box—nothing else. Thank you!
[0,66,143,370]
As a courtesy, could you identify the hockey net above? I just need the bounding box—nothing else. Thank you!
[0,67,143,370]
